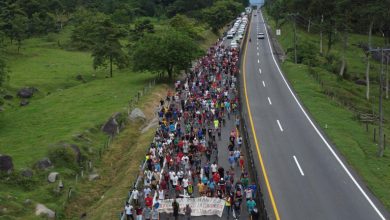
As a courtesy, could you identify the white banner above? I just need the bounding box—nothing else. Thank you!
[158,197,225,217]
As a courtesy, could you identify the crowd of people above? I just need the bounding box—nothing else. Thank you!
[123,38,259,220]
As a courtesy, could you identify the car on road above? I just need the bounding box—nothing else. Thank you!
[257,33,265,39]
[227,33,234,39]
[230,40,238,48]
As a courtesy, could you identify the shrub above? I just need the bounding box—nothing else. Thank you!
[48,146,78,169]
[297,42,318,66]
[0,171,38,190]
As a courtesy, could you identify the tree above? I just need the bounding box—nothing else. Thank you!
[0,31,9,87]
[12,13,28,53]
[131,29,202,80]
[70,10,108,50]
[130,18,155,41]
[202,0,243,32]
[169,14,203,40]
[90,18,128,78]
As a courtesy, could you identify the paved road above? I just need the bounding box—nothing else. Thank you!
[159,39,250,220]
[241,10,390,220]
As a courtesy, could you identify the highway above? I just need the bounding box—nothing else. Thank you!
[241,9,390,220]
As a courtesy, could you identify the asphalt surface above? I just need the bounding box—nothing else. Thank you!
[241,10,390,220]
[159,39,250,220]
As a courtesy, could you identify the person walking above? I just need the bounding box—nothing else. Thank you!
[124,202,134,220]
[184,204,192,220]
[135,205,143,220]
[225,194,232,219]
[151,206,159,220]
[172,199,180,220]
[246,197,256,213]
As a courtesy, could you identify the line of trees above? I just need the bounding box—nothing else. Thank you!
[265,0,390,99]
[0,0,248,84]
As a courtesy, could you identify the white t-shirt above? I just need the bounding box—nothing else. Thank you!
[158,189,164,200]
[172,176,179,186]
[211,164,218,173]
[144,188,151,197]
[169,171,175,180]
[177,170,184,178]
[132,189,139,200]
[125,205,133,215]
[182,178,189,187]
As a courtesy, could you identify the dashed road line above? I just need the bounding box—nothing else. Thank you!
[293,156,305,176]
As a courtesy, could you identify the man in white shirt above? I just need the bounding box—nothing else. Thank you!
[124,202,134,220]
[132,188,139,205]
[169,170,176,187]
[172,174,179,189]
[211,162,218,174]
[182,177,189,192]
[245,188,253,201]
[158,188,165,200]
[144,186,151,198]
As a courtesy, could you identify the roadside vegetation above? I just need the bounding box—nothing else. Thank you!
[264,0,390,209]
[0,0,248,218]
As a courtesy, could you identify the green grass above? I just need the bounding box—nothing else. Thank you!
[264,11,390,210]
[0,70,153,169]
[0,26,156,169]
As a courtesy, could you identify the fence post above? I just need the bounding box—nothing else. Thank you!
[374,128,377,142]
[68,187,73,199]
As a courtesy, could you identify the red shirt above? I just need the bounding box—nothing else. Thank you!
[145,197,153,207]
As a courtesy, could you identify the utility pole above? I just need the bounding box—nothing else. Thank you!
[320,14,324,55]
[288,13,298,64]
[294,14,297,64]
[367,48,390,157]
[379,48,384,157]
[386,55,389,99]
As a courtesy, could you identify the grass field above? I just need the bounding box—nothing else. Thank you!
[264,11,390,210]
[0,29,155,169]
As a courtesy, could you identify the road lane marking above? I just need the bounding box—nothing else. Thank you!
[258,59,260,64]
[262,81,265,87]
[259,10,385,220]
[257,52,259,56]
[276,120,283,132]
[293,156,305,176]
[259,68,262,74]
[268,97,272,105]
[257,46,259,50]
[242,15,280,220]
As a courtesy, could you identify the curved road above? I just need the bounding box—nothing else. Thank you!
[242,9,389,220]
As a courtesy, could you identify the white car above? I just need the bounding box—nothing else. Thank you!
[231,41,238,48]
[227,33,234,39]
[257,33,265,39]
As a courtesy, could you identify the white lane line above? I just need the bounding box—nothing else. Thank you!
[262,81,265,87]
[257,47,259,50]
[259,10,386,220]
[257,52,259,56]
[276,120,284,132]
[268,97,272,105]
[258,59,260,64]
[259,68,262,74]
[293,156,305,176]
